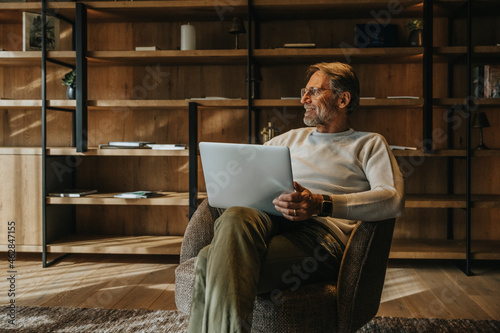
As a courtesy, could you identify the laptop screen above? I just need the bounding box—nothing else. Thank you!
[199,142,294,215]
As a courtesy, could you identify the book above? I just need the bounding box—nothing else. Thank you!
[484,65,500,98]
[389,145,417,150]
[114,191,163,199]
[387,96,420,99]
[135,46,161,51]
[23,12,60,51]
[107,141,155,147]
[145,144,186,150]
[99,144,151,149]
[49,189,97,197]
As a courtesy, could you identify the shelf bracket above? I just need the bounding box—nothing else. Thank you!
[189,102,199,218]
[423,0,434,154]
[75,2,88,152]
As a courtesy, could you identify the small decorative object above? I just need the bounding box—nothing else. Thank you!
[62,69,76,100]
[135,46,161,51]
[484,65,500,98]
[23,12,60,51]
[355,24,397,48]
[260,122,279,143]
[181,23,196,50]
[229,17,246,49]
[472,112,490,149]
[406,19,423,47]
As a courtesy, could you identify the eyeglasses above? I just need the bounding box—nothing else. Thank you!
[300,87,332,98]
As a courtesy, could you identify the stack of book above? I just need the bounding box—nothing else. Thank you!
[114,191,163,199]
[99,141,186,150]
[49,189,97,197]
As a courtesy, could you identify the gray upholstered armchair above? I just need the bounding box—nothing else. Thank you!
[175,199,396,333]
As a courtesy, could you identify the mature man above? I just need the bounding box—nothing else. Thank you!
[188,62,404,333]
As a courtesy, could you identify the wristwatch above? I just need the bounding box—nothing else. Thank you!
[319,194,333,217]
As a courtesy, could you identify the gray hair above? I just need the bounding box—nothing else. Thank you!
[307,62,360,115]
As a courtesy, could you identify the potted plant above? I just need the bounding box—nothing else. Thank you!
[62,69,76,99]
[406,19,423,47]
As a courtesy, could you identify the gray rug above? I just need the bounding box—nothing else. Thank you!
[1,306,499,332]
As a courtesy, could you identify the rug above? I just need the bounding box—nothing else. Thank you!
[1,306,499,332]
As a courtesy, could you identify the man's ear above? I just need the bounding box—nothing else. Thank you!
[337,91,351,110]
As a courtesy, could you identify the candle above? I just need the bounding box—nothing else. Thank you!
[181,24,196,50]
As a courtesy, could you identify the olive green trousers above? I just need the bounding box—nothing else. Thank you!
[187,206,344,333]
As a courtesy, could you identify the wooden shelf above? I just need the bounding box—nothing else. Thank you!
[0,99,76,109]
[46,235,183,255]
[47,191,207,206]
[405,194,500,208]
[87,50,247,66]
[45,192,499,209]
[88,99,247,109]
[46,147,190,156]
[0,51,75,66]
[85,48,427,66]
[254,47,424,64]
[390,239,500,260]
[88,98,423,110]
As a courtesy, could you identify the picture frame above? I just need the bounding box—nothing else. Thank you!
[485,65,500,98]
[23,12,60,51]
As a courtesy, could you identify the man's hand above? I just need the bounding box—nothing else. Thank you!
[272,182,324,221]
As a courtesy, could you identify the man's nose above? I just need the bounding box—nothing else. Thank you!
[300,93,311,104]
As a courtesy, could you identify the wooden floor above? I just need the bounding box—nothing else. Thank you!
[3,253,500,320]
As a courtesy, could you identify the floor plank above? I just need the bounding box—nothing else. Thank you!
[377,260,500,320]
[4,253,500,321]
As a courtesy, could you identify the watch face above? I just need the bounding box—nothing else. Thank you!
[321,196,333,216]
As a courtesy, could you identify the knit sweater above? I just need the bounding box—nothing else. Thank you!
[265,127,404,245]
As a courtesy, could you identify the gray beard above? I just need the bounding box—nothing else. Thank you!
[303,105,334,126]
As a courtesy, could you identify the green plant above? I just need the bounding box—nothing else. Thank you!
[62,69,76,87]
[406,19,423,31]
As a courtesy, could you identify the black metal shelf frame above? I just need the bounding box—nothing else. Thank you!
[41,0,78,267]
[39,0,487,272]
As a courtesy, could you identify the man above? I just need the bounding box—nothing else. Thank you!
[188,62,404,333]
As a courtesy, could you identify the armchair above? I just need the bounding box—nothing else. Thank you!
[175,199,395,333]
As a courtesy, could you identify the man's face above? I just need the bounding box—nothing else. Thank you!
[300,71,338,127]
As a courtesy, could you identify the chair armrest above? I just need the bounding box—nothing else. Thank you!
[179,199,225,263]
[336,218,396,333]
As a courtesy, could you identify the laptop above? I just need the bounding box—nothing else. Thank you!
[199,142,294,215]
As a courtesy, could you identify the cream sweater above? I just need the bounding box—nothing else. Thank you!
[266,127,405,245]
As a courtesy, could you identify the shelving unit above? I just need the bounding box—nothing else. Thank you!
[1,0,498,271]
[39,1,249,263]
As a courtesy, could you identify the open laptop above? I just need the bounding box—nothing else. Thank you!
[199,142,294,215]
